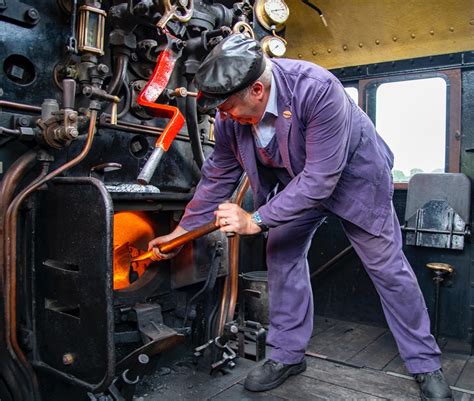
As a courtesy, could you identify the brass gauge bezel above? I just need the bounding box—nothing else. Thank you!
[261,35,287,58]
[255,0,290,31]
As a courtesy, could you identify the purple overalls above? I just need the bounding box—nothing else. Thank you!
[180,58,441,374]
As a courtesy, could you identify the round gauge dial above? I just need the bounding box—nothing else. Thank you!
[264,0,289,25]
[255,0,290,31]
[261,36,287,58]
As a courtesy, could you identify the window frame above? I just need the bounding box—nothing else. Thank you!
[359,69,461,190]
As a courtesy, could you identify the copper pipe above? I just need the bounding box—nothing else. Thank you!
[5,110,98,389]
[0,100,41,113]
[0,150,39,398]
[227,176,250,321]
[132,221,218,261]
[216,175,250,335]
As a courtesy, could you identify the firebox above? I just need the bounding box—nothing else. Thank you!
[21,176,228,398]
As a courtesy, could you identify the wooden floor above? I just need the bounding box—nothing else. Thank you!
[136,317,474,400]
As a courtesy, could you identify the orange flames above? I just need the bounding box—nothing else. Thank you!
[113,211,155,290]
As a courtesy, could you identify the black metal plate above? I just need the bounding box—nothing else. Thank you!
[34,177,115,387]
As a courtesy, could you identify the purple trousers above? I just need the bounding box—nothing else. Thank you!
[266,205,441,374]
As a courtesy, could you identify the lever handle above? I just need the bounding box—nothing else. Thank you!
[62,79,76,109]
[137,147,165,185]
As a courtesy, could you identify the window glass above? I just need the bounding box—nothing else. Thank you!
[375,78,447,183]
[344,87,358,105]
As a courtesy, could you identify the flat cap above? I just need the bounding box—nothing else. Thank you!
[194,34,266,112]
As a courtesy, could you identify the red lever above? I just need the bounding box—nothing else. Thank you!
[136,48,185,184]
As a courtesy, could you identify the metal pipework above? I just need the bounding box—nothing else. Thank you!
[216,175,250,336]
[4,111,106,393]
[0,150,41,401]
[132,221,218,262]
[0,100,42,114]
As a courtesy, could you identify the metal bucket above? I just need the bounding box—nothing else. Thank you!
[241,271,269,326]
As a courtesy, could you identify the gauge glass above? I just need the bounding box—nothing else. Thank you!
[263,0,289,25]
[267,37,286,57]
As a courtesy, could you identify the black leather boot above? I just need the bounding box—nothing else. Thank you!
[244,358,307,392]
[414,369,453,401]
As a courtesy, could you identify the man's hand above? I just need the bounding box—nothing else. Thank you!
[147,225,188,261]
[214,202,262,235]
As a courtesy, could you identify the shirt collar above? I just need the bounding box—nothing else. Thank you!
[262,73,278,120]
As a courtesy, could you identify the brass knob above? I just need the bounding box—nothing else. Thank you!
[425,262,454,274]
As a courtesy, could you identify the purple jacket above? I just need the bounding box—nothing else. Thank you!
[180,58,394,236]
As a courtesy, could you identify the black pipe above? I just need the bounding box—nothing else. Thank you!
[185,79,205,169]
[107,54,129,96]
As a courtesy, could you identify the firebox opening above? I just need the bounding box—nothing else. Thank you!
[113,211,157,290]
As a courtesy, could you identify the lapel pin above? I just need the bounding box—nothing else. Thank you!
[283,110,292,119]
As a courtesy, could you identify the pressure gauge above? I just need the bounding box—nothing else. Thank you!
[261,36,287,58]
[255,0,290,31]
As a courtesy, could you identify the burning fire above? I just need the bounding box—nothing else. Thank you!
[113,211,155,290]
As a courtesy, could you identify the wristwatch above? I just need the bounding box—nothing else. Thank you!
[251,211,269,232]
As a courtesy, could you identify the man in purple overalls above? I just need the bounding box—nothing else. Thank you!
[149,34,452,400]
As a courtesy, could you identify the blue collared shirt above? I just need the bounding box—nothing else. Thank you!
[252,74,278,148]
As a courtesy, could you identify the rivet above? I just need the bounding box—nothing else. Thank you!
[470,19,474,26]
[375,40,380,45]
[327,48,332,53]
[430,30,435,35]
[411,33,416,39]
[342,45,348,51]
[392,36,397,42]
[298,54,302,59]
[62,353,75,365]
[449,26,455,32]
[312,50,317,56]
[358,42,363,48]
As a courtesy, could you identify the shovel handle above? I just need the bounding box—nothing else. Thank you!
[132,221,219,262]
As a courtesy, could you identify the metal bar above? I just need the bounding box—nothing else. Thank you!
[310,245,354,280]
[0,100,41,113]
[132,221,218,261]
[402,227,466,235]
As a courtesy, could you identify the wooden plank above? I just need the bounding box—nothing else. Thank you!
[137,357,261,400]
[210,377,386,400]
[312,315,340,336]
[303,355,420,399]
[308,320,386,362]
[210,383,287,400]
[384,351,469,389]
[453,391,474,401]
[349,331,399,370]
[383,355,409,375]
[456,356,474,391]
[441,353,470,389]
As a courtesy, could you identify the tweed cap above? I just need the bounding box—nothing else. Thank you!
[194,34,266,112]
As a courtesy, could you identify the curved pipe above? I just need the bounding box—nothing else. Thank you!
[185,79,205,169]
[5,111,104,391]
[0,150,40,400]
[107,53,129,96]
[216,174,250,335]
